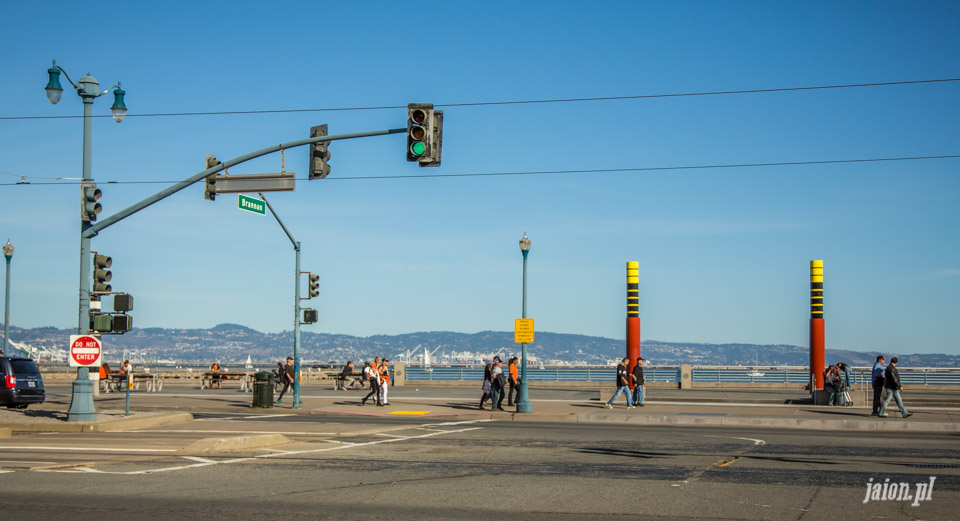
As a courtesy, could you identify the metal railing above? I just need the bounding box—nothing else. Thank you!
[404,365,960,385]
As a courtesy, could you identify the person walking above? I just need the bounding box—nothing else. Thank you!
[871,355,886,416]
[362,357,381,406]
[274,357,295,405]
[878,357,912,418]
[507,357,519,406]
[379,358,390,406]
[478,362,493,410]
[631,357,646,406]
[490,357,506,411]
[605,358,634,409]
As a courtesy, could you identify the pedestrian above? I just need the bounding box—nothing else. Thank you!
[209,360,222,389]
[605,358,634,409]
[479,362,493,410]
[275,357,295,405]
[362,357,381,406]
[490,357,506,411]
[507,357,519,406]
[878,357,912,418]
[836,362,852,406]
[824,364,842,405]
[631,357,646,406]
[871,355,886,416]
[379,358,390,406]
[340,361,356,391]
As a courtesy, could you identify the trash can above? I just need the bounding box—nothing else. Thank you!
[252,371,275,408]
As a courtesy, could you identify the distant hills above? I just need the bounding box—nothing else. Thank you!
[6,324,959,367]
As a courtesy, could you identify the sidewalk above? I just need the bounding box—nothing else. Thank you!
[2,383,958,434]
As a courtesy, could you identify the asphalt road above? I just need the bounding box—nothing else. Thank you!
[0,413,957,520]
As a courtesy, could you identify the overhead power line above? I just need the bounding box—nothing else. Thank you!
[3,154,958,186]
[2,78,958,121]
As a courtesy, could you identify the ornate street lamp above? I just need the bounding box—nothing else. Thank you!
[3,240,13,357]
[45,59,128,421]
[516,233,533,413]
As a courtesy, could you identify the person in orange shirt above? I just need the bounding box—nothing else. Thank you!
[362,357,381,406]
[378,359,390,406]
[507,357,520,406]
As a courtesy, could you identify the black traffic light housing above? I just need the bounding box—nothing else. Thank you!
[302,308,318,324]
[308,273,319,298]
[309,125,331,180]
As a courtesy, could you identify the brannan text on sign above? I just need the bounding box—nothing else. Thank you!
[238,194,265,215]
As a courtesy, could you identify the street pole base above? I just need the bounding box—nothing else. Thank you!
[515,382,533,413]
[67,374,98,422]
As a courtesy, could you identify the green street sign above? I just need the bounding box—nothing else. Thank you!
[238,194,265,215]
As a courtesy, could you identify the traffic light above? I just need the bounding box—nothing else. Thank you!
[114,294,134,313]
[93,254,112,293]
[302,308,318,324]
[92,314,113,333]
[309,125,331,180]
[204,154,220,201]
[407,104,432,163]
[308,273,319,298]
[112,314,133,333]
[82,182,102,221]
[406,104,443,167]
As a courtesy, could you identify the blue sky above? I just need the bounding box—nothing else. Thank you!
[1,1,958,355]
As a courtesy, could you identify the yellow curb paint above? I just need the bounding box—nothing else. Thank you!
[387,411,430,416]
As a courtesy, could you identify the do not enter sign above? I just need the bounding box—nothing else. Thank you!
[69,335,102,368]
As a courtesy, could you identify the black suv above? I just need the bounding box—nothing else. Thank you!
[0,357,46,409]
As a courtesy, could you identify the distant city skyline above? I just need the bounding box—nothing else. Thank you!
[1,2,958,355]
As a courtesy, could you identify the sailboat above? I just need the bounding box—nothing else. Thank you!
[746,352,765,377]
[245,355,253,370]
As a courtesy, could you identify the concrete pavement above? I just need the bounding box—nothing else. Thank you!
[2,382,957,435]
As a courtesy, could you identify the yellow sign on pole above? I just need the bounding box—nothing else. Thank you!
[514,318,534,343]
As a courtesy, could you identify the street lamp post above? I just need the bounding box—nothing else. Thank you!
[46,60,127,421]
[3,240,13,357]
[516,233,533,413]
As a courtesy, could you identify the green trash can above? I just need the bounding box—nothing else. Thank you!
[252,371,275,408]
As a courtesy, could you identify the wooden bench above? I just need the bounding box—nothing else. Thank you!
[200,371,254,391]
[100,372,163,393]
[333,372,369,390]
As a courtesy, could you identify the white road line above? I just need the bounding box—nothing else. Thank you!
[0,446,177,452]
[181,456,217,464]
[0,460,56,465]
[124,429,338,435]
[38,426,484,475]
[704,435,766,446]
[424,419,494,427]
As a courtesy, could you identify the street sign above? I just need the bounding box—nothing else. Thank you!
[238,194,266,215]
[69,335,102,368]
[211,173,295,194]
[514,318,534,343]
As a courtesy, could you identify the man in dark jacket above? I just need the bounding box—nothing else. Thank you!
[878,357,912,418]
[631,357,646,406]
[604,358,634,409]
[871,355,886,415]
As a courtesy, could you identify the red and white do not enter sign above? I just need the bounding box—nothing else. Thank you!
[69,335,102,368]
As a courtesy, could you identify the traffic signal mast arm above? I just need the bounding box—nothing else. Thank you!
[82,127,406,239]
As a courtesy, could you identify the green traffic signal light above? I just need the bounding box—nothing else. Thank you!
[410,141,425,156]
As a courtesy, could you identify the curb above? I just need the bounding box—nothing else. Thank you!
[0,412,194,433]
[185,433,291,453]
[576,412,960,432]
